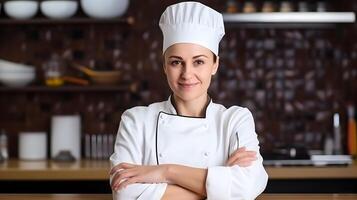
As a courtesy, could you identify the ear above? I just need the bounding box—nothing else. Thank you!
[211,56,219,75]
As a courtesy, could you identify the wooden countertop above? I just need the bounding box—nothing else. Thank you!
[0,160,110,180]
[0,194,356,200]
[1,160,357,180]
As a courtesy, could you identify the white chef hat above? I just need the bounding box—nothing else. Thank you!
[159,1,225,56]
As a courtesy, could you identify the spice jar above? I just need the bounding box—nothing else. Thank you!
[42,54,65,87]
[280,1,293,12]
[298,2,310,12]
[226,0,238,13]
[243,1,256,13]
[262,1,275,12]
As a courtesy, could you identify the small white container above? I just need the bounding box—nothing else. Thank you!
[51,115,81,160]
[4,0,39,19]
[19,132,47,160]
[41,0,78,19]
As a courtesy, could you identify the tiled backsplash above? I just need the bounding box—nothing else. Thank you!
[0,0,356,157]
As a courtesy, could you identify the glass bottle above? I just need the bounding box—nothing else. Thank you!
[347,104,357,157]
[43,54,65,87]
[0,130,8,161]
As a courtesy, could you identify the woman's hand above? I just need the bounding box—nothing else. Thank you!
[110,163,169,191]
[226,147,257,167]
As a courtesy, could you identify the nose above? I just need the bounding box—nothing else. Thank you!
[181,63,193,79]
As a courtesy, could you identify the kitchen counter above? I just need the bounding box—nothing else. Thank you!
[1,160,356,180]
[0,160,109,180]
[1,160,356,193]
[0,194,356,200]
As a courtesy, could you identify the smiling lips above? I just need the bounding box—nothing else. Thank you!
[178,82,199,89]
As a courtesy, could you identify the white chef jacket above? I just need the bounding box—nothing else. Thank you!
[110,96,268,200]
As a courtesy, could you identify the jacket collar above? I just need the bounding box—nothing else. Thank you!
[164,95,214,119]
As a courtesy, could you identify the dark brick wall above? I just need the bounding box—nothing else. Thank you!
[0,0,356,157]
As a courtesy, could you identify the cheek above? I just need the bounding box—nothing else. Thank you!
[165,68,179,83]
[198,68,213,82]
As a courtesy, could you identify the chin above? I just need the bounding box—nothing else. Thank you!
[174,91,205,102]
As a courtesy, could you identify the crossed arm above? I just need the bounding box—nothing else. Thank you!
[110,147,257,199]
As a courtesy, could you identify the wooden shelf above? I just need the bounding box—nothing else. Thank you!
[223,12,356,28]
[0,84,137,93]
[0,16,135,25]
[223,12,356,23]
[0,160,356,181]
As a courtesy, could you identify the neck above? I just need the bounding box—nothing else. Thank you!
[172,94,210,117]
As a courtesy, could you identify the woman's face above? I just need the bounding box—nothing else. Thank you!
[163,43,219,102]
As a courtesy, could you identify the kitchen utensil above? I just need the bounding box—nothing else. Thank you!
[40,0,78,19]
[51,115,81,160]
[333,113,342,154]
[0,130,8,162]
[72,63,121,85]
[91,134,97,159]
[80,0,129,19]
[62,76,89,86]
[19,132,47,160]
[4,0,39,19]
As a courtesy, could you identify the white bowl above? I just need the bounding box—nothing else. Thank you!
[80,0,129,19]
[41,0,78,19]
[4,0,39,19]
[0,71,35,87]
[0,59,35,73]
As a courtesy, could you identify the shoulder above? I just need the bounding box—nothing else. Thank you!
[225,105,252,118]
[214,104,254,127]
[121,101,167,122]
[211,102,252,119]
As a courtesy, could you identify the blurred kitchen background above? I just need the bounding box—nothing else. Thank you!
[0,0,356,194]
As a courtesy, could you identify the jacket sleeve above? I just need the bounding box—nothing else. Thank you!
[110,108,167,200]
[205,108,268,200]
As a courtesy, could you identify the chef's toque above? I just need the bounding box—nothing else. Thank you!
[159,1,225,56]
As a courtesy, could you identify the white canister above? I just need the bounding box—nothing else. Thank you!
[19,132,47,160]
[51,115,81,160]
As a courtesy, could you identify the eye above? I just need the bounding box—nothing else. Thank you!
[194,60,204,65]
[170,60,182,66]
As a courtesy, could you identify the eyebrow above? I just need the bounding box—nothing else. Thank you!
[168,55,208,60]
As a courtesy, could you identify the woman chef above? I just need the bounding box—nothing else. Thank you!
[110,2,268,200]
